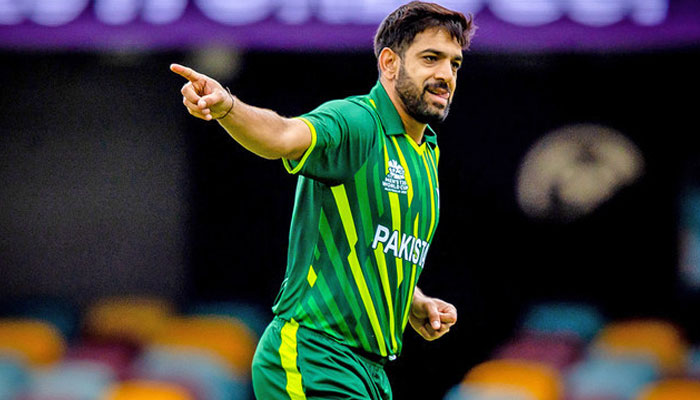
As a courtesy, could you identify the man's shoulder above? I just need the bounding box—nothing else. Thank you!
[304,95,378,132]
[314,95,375,118]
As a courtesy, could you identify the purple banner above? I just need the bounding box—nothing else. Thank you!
[0,0,699,51]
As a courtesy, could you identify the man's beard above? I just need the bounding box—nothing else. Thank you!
[395,65,451,125]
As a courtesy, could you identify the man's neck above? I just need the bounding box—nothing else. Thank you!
[380,78,427,145]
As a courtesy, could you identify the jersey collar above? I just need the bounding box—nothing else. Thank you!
[369,80,437,146]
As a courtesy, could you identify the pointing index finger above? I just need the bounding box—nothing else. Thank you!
[170,63,201,83]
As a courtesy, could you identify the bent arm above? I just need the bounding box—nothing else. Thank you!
[171,63,311,161]
[217,97,311,161]
[409,287,457,341]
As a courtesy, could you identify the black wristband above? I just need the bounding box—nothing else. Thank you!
[215,87,235,120]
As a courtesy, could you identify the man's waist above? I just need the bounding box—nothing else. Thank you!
[273,316,396,366]
[352,342,396,366]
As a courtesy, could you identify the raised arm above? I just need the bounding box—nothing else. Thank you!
[170,63,311,161]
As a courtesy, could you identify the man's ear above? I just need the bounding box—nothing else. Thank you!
[378,47,400,80]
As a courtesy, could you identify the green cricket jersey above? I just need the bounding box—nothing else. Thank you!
[274,81,441,359]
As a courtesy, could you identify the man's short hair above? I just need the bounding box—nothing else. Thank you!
[374,1,476,58]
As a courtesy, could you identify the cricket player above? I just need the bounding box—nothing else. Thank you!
[171,1,475,398]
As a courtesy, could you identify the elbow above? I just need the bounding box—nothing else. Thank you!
[254,141,297,161]
[259,140,296,161]
[275,126,309,161]
[258,152,282,161]
[280,146,305,162]
[252,118,309,161]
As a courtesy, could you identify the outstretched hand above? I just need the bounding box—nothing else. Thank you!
[409,290,457,341]
[170,63,233,121]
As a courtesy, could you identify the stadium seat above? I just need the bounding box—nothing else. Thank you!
[132,345,249,400]
[565,354,659,400]
[83,296,173,345]
[493,333,581,371]
[65,341,137,380]
[687,346,700,378]
[521,302,603,342]
[635,379,700,400]
[150,316,257,376]
[0,356,29,400]
[463,359,562,400]
[25,359,115,400]
[186,301,270,336]
[1,297,79,341]
[443,383,535,400]
[0,319,65,366]
[591,319,687,373]
[101,380,193,400]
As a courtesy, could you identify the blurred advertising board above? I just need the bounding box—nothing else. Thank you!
[0,0,698,51]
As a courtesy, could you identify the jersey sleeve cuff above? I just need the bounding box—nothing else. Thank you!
[283,117,318,174]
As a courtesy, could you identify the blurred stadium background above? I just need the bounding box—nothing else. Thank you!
[1,1,699,399]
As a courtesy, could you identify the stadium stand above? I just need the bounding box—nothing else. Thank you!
[445,302,700,400]
[0,296,260,400]
[636,379,700,400]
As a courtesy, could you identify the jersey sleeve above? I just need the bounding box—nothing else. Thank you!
[282,99,377,183]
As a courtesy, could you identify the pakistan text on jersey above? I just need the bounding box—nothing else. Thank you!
[371,224,430,268]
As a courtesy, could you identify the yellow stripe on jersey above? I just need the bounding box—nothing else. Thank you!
[422,153,437,242]
[383,136,390,174]
[373,244,398,353]
[283,117,318,175]
[401,213,421,330]
[403,133,426,155]
[426,148,439,188]
[389,191,403,286]
[279,318,306,400]
[387,138,406,290]
[402,265,418,331]
[390,136,413,206]
[331,184,388,357]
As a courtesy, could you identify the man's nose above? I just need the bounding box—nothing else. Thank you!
[434,60,454,83]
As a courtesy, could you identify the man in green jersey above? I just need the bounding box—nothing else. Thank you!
[172,2,475,398]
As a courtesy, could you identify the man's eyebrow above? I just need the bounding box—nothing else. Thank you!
[419,49,463,62]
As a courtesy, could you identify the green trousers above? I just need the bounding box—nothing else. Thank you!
[252,317,392,400]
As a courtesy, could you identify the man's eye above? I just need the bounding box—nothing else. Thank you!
[452,62,461,70]
[424,56,437,61]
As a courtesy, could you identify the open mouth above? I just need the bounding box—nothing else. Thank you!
[425,87,450,105]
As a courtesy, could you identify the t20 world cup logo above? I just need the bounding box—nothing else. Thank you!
[388,160,405,181]
[383,160,409,195]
